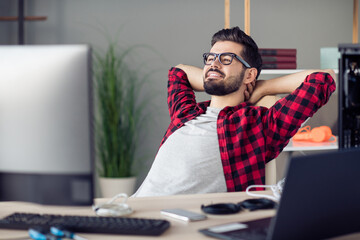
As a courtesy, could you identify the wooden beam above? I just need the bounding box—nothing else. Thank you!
[225,0,230,29]
[353,0,358,43]
[244,0,250,35]
[18,0,24,45]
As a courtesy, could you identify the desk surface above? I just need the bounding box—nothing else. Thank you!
[0,191,359,240]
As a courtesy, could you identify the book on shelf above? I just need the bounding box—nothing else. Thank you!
[259,48,297,56]
[261,55,296,63]
[259,48,297,69]
[262,62,297,69]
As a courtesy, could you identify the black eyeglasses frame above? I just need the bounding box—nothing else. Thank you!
[203,52,251,68]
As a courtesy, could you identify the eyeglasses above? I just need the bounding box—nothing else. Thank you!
[203,52,251,68]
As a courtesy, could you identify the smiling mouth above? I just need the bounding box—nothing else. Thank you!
[206,69,225,79]
[208,72,222,78]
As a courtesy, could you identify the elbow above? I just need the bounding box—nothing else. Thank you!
[320,69,336,81]
[175,64,186,70]
[324,69,336,79]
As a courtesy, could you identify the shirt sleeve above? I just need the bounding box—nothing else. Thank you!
[263,72,336,161]
[167,67,197,120]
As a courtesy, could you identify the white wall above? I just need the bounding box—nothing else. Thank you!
[0,0,356,187]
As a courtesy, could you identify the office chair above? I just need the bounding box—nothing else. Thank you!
[255,95,279,185]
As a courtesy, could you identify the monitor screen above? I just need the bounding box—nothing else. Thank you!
[0,45,94,205]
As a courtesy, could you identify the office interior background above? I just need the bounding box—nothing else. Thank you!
[0,0,357,190]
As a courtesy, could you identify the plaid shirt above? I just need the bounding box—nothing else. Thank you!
[160,67,336,192]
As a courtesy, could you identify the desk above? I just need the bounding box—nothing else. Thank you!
[0,191,359,240]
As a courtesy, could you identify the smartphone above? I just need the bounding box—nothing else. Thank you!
[160,208,207,222]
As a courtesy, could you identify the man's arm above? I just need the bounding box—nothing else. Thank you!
[175,64,204,91]
[248,69,336,104]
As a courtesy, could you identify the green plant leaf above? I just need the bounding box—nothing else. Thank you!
[93,42,155,178]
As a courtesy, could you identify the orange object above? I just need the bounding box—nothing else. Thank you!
[293,126,336,143]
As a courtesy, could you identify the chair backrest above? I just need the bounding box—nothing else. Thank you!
[255,95,280,185]
[265,159,277,185]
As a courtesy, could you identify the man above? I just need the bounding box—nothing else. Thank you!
[132,27,336,197]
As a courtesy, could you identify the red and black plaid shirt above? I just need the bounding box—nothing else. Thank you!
[160,67,336,192]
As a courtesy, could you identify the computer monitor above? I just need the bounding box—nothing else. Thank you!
[0,45,94,205]
[338,44,360,149]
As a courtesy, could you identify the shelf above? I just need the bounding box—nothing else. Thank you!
[283,138,338,152]
[261,69,304,75]
[0,16,47,21]
[0,0,48,44]
[261,69,339,75]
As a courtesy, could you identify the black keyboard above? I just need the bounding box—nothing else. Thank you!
[0,212,170,236]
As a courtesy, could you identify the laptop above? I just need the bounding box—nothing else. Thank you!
[200,148,360,240]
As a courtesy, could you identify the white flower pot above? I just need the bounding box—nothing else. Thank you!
[99,176,137,198]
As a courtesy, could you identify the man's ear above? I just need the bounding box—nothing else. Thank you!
[243,68,258,84]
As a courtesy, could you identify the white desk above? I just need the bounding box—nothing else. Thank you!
[0,192,274,240]
[0,191,358,240]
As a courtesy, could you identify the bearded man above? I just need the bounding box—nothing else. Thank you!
[132,26,336,197]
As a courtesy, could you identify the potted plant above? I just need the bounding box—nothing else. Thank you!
[93,42,148,197]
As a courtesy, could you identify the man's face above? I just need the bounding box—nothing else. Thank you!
[203,41,246,96]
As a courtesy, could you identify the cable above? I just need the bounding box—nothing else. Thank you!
[245,178,285,202]
[92,193,133,217]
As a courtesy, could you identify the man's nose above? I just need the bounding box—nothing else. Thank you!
[210,56,221,68]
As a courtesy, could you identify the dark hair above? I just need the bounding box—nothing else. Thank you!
[211,26,262,78]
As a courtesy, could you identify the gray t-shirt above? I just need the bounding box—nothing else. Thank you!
[132,107,227,197]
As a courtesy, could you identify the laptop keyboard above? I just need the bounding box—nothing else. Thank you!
[0,212,170,236]
[224,226,269,239]
[199,217,272,240]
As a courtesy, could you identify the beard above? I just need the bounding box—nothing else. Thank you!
[203,68,245,96]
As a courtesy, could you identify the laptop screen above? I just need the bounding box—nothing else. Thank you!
[269,148,360,240]
[200,148,360,240]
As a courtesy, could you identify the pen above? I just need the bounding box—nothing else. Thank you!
[50,226,88,240]
[28,228,61,240]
